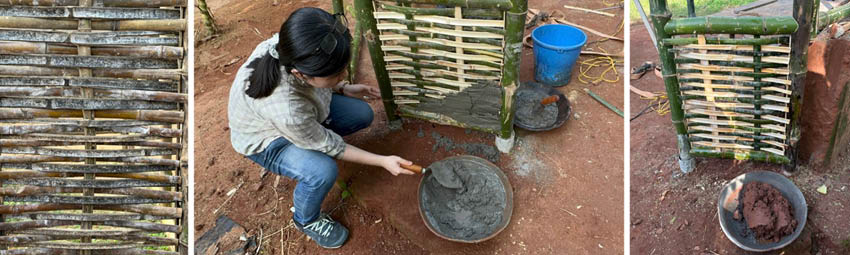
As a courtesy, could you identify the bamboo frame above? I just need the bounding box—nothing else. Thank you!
[650,0,818,170]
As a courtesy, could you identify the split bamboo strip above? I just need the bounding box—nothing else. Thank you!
[0,16,186,31]
[1,0,187,7]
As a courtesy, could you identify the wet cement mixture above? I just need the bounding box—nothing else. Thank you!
[421,158,507,241]
[515,89,558,129]
[735,181,798,243]
[431,131,500,162]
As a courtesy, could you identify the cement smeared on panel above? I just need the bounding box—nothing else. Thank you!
[420,158,507,241]
[515,89,558,129]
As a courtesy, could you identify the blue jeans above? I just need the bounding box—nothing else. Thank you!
[246,94,374,225]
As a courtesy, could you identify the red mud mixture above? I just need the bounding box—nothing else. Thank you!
[737,182,798,243]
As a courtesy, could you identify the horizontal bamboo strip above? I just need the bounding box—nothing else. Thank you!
[0,97,179,110]
[762,56,790,64]
[663,37,790,46]
[691,125,753,134]
[0,87,186,102]
[413,15,504,27]
[427,60,501,71]
[0,109,184,123]
[689,117,755,127]
[394,99,419,104]
[391,0,512,10]
[3,178,177,188]
[678,63,753,72]
[377,3,502,18]
[390,82,416,87]
[0,204,181,218]
[415,27,503,39]
[0,16,186,31]
[762,115,790,124]
[762,140,786,149]
[2,146,176,158]
[4,195,173,205]
[17,242,140,250]
[761,147,784,156]
[0,118,167,127]
[419,37,501,50]
[664,16,798,35]
[0,186,181,200]
[419,48,502,62]
[678,52,753,62]
[1,0,187,7]
[762,68,790,75]
[0,233,177,246]
[0,65,183,80]
[679,73,755,82]
[687,108,754,118]
[762,77,792,86]
[3,163,174,174]
[423,77,472,88]
[0,55,178,69]
[0,42,183,59]
[0,6,181,20]
[0,171,180,184]
[0,139,179,149]
[692,141,754,150]
[2,124,181,137]
[0,248,179,255]
[682,90,754,98]
[11,213,171,222]
[677,44,791,53]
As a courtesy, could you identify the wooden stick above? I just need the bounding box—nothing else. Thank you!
[554,19,623,41]
[563,4,615,17]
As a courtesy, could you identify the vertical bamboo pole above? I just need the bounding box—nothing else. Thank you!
[356,0,401,128]
[786,0,818,173]
[197,0,217,35]
[650,0,695,173]
[496,0,526,153]
[332,0,344,14]
[401,2,423,91]
[78,0,95,253]
[347,5,362,83]
[686,0,696,17]
[177,5,188,254]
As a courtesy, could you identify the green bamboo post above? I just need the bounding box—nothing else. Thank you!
[196,0,217,35]
[394,0,513,9]
[355,0,401,129]
[332,0,344,14]
[347,5,362,83]
[785,0,818,173]
[650,0,695,173]
[494,0,526,153]
[817,3,850,32]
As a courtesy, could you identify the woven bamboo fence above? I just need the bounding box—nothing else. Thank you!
[353,0,526,148]
[0,1,187,254]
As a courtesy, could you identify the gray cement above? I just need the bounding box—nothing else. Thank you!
[431,131,500,162]
[421,158,507,241]
[515,89,559,129]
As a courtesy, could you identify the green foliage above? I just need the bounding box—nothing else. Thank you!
[630,0,759,21]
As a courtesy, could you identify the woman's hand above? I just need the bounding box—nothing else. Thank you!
[380,155,415,176]
[342,83,381,100]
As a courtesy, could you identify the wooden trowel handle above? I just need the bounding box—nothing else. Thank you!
[400,164,424,174]
[540,95,559,105]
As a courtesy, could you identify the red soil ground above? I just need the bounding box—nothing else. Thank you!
[193,0,625,254]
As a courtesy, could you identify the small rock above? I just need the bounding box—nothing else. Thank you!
[733,209,741,220]
[632,219,642,226]
[573,113,581,120]
[817,184,828,194]
[223,126,230,131]
[208,157,216,167]
[568,90,579,102]
[374,218,382,224]
[693,246,700,251]
[195,224,205,231]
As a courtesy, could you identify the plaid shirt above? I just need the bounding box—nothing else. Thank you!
[228,35,346,158]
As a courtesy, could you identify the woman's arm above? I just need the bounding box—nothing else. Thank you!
[340,144,415,176]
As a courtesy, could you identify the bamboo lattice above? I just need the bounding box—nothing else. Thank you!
[661,18,796,164]
[371,0,509,133]
[0,1,186,254]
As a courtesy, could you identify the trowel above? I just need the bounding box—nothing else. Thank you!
[532,94,560,113]
[402,163,463,189]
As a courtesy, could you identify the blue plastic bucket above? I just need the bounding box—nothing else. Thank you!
[531,24,587,87]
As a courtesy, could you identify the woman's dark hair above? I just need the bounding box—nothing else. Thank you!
[245,7,351,98]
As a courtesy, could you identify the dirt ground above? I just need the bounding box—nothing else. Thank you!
[194,0,624,254]
[629,23,850,254]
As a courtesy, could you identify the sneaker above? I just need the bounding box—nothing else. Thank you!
[294,213,349,249]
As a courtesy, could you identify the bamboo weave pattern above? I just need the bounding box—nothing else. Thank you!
[373,0,507,133]
[666,32,793,163]
[0,1,186,254]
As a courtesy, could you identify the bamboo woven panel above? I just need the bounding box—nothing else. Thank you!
[671,34,793,162]
[373,0,506,133]
[0,1,186,254]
